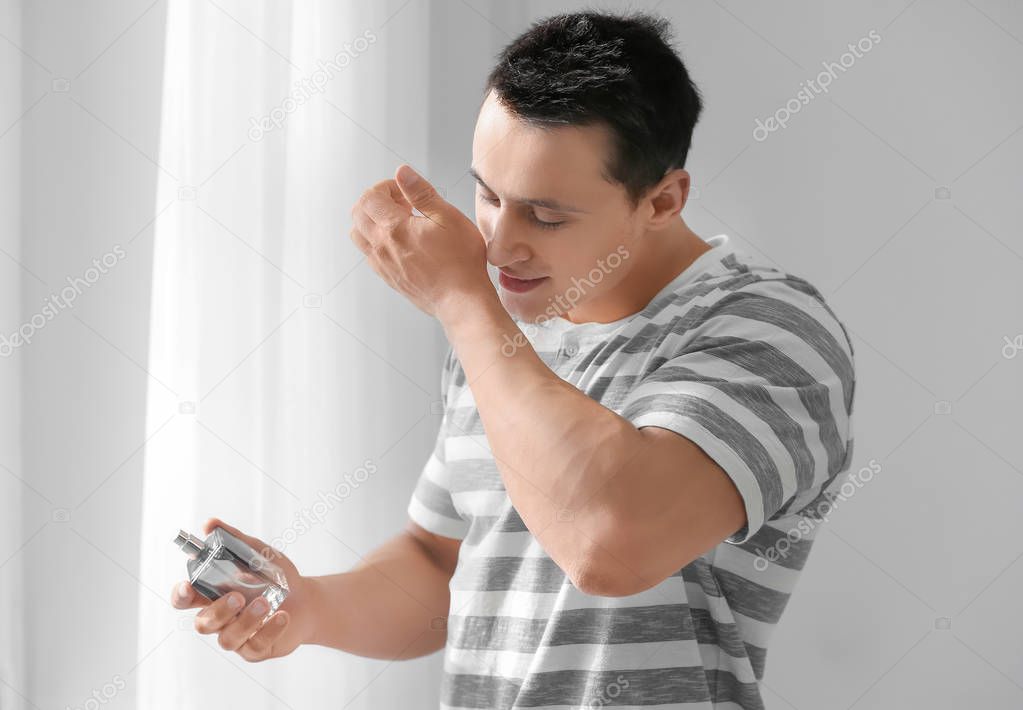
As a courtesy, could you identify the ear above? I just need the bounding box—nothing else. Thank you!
[644,168,690,229]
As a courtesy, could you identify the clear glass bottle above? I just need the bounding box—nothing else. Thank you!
[173,527,289,620]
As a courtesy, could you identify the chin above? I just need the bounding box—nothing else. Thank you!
[498,290,548,323]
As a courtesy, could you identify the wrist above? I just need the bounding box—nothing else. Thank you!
[436,280,499,330]
[297,575,328,647]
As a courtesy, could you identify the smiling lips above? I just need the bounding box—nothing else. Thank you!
[499,270,548,293]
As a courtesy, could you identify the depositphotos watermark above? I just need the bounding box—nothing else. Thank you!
[65,673,127,710]
[248,29,377,141]
[500,244,631,357]
[753,458,881,571]
[753,29,881,142]
[254,458,378,563]
[1002,334,1023,359]
[587,674,631,708]
[1,245,127,357]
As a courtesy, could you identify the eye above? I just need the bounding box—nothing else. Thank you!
[529,212,565,230]
[477,190,565,230]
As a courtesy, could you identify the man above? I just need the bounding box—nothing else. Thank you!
[172,10,856,709]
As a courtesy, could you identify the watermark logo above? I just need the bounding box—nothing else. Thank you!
[587,674,631,708]
[500,244,631,357]
[248,29,377,141]
[753,458,881,571]
[253,458,378,565]
[0,245,127,357]
[65,673,127,710]
[753,29,881,142]
[1002,334,1022,359]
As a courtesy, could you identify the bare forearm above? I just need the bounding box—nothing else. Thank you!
[439,295,637,583]
[304,530,452,659]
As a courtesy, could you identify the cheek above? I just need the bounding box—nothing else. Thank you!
[562,221,623,266]
[548,223,629,287]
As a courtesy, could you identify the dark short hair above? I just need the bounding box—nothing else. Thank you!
[483,10,703,208]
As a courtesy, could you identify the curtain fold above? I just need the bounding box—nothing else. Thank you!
[134,1,510,707]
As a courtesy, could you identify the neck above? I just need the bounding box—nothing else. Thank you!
[565,219,711,324]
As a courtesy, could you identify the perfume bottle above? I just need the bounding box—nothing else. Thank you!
[173,527,289,620]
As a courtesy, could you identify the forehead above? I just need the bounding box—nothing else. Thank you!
[471,91,615,199]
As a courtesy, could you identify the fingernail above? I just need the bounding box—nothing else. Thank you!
[176,581,190,598]
[249,598,268,615]
[275,614,287,626]
[227,594,243,610]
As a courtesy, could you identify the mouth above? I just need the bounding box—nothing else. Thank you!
[498,270,549,294]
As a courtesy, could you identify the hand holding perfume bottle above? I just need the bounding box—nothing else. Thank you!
[174,525,289,616]
[171,517,316,662]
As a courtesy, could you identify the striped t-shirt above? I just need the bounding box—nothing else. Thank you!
[407,233,857,710]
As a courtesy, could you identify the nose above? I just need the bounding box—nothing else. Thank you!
[483,210,531,269]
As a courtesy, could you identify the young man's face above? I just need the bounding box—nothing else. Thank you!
[470,90,648,324]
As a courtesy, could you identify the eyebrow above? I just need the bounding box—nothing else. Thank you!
[469,167,589,214]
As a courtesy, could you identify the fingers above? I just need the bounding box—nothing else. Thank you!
[202,516,244,538]
[193,591,246,635]
[393,165,437,207]
[214,596,275,653]
[236,611,291,663]
[386,180,413,211]
[350,225,371,254]
[181,584,289,662]
[171,580,210,610]
[192,592,283,660]
[349,178,424,258]
[350,209,378,252]
[356,182,408,228]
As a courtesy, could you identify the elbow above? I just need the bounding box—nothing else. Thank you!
[563,522,628,596]
[568,526,680,598]
[571,562,638,598]
[572,552,695,598]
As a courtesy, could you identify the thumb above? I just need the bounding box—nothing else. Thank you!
[395,164,447,221]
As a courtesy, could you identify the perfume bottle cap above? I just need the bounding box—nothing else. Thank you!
[174,530,206,559]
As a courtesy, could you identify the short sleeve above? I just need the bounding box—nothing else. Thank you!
[619,285,856,544]
[406,345,470,540]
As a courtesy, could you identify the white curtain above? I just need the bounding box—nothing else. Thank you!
[135,1,517,707]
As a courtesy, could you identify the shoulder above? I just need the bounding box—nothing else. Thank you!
[647,257,854,363]
[635,262,856,409]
